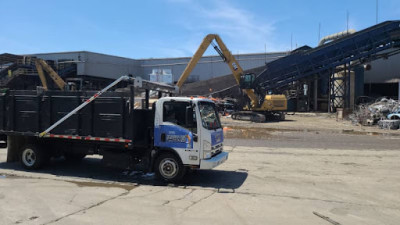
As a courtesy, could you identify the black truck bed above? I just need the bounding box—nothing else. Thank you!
[0,90,154,147]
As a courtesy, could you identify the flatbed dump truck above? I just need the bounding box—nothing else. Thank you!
[0,76,228,182]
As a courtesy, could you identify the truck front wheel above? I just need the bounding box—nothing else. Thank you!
[155,153,185,182]
[20,145,47,169]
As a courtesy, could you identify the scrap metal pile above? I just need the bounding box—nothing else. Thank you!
[350,98,400,129]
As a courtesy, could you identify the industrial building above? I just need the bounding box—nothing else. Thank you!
[1,49,400,111]
[19,50,400,95]
[23,51,287,83]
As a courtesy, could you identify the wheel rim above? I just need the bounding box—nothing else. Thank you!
[159,158,178,179]
[22,148,36,167]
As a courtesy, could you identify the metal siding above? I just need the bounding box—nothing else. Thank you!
[364,54,400,84]
[139,52,288,82]
[28,52,87,76]
[84,52,142,79]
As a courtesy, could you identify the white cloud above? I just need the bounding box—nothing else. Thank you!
[165,0,286,56]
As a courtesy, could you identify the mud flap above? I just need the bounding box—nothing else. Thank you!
[7,136,21,162]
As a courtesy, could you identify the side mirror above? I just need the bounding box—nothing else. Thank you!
[185,106,194,127]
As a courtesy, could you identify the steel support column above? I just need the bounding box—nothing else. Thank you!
[314,75,318,111]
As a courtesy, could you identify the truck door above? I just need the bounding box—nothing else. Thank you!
[154,101,200,165]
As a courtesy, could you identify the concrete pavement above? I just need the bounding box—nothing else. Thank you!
[0,131,400,224]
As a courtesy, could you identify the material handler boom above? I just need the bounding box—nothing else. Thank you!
[176,34,287,122]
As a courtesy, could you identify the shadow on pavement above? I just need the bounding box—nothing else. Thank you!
[181,169,248,189]
[0,157,247,190]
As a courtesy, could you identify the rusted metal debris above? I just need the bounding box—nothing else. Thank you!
[378,120,400,130]
[349,98,400,127]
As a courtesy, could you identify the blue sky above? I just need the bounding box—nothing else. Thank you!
[0,0,399,58]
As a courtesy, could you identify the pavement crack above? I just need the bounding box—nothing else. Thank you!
[163,189,195,206]
[162,200,170,205]
[43,190,130,224]
[68,194,77,204]
[224,198,248,225]
[313,211,341,225]
[124,188,168,199]
[176,189,195,200]
[180,191,216,213]
[234,191,400,210]
[235,191,351,204]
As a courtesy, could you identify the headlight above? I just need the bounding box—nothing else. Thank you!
[203,140,211,159]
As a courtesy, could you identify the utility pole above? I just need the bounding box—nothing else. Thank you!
[264,44,267,64]
[318,23,321,44]
[291,33,293,51]
[398,81,400,102]
[376,0,379,24]
[346,10,349,33]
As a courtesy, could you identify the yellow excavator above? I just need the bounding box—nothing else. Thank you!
[35,58,67,91]
[176,34,287,122]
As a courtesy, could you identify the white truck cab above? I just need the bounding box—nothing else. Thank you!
[153,97,228,181]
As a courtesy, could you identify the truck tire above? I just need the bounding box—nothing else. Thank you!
[20,145,47,169]
[64,153,86,162]
[0,134,7,148]
[155,153,185,182]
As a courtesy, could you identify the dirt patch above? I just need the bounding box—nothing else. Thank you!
[339,129,400,137]
[0,174,20,179]
[223,126,300,139]
[224,127,273,139]
[340,129,380,136]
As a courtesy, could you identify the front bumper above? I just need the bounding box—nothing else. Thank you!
[200,152,228,169]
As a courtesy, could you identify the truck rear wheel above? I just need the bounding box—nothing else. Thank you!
[155,153,185,182]
[20,145,47,169]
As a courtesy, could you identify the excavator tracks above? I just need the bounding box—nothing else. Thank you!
[231,111,285,122]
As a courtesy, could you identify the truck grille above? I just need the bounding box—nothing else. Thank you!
[211,143,223,157]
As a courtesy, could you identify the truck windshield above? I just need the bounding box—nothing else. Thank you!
[199,102,221,130]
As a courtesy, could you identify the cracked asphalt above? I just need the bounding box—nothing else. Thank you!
[1,119,400,224]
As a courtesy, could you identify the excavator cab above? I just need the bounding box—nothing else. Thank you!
[239,73,255,89]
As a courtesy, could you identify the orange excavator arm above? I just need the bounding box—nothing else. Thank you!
[35,60,48,90]
[35,59,66,91]
[176,34,259,107]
